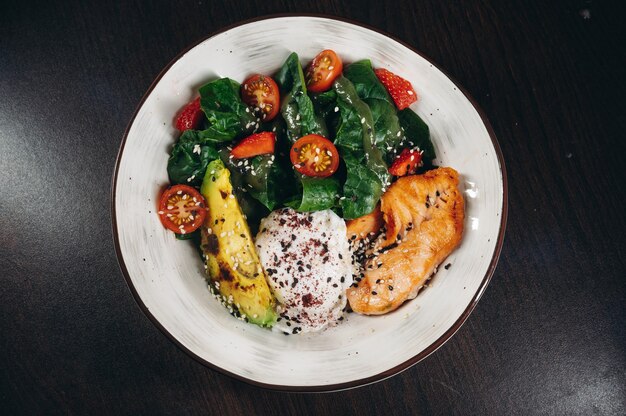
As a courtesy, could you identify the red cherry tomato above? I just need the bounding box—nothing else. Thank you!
[305,50,343,93]
[241,74,280,121]
[290,134,340,177]
[158,185,207,234]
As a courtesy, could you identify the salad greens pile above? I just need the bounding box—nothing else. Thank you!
[167,52,435,230]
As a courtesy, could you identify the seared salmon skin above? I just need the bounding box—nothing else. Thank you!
[347,167,465,315]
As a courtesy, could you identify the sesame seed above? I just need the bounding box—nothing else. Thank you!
[360,117,366,124]
[334,106,339,112]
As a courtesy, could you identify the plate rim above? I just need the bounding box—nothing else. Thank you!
[111,13,508,392]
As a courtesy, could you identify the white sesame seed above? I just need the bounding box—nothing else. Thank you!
[220,232,226,237]
[229,194,235,199]
[193,144,201,154]
[245,107,250,112]
[360,117,366,124]
[296,114,300,121]
[397,131,402,137]
[334,106,339,112]
[157,210,164,215]
[407,90,414,95]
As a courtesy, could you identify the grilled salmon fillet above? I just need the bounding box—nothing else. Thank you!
[346,205,384,242]
[347,167,464,315]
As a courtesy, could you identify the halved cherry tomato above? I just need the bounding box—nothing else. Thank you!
[388,148,423,176]
[305,50,343,93]
[175,97,203,131]
[158,185,207,234]
[230,132,276,159]
[290,134,340,177]
[241,74,280,121]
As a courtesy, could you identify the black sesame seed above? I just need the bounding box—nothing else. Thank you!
[372,291,378,295]
[338,253,343,259]
[327,277,332,283]
[332,283,338,288]
[340,276,345,283]
[388,285,394,291]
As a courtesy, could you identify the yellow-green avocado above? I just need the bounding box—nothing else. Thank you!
[200,159,277,327]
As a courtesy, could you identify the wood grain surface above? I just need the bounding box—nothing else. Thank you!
[1,0,624,414]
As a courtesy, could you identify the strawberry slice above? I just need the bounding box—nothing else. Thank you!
[175,97,203,131]
[374,68,418,110]
[388,148,423,176]
[230,132,276,159]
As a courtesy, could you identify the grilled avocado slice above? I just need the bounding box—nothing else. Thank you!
[200,159,277,327]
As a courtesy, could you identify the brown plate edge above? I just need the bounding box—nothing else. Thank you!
[110,13,508,393]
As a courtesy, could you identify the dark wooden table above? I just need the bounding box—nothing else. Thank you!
[2,0,625,414]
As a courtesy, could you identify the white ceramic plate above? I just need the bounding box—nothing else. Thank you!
[112,15,507,391]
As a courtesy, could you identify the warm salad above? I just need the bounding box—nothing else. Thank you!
[157,50,464,333]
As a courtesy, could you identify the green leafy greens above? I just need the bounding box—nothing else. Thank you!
[166,52,436,224]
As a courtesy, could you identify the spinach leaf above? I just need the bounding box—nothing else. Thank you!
[343,60,391,103]
[274,52,326,142]
[199,78,257,139]
[285,176,340,212]
[332,76,391,218]
[343,60,403,162]
[368,98,403,162]
[397,108,436,164]
[333,76,390,187]
[340,150,383,219]
[167,130,221,186]
[242,155,290,211]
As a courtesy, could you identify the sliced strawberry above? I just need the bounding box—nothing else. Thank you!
[175,97,203,131]
[374,68,418,110]
[230,132,276,159]
[388,148,423,176]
